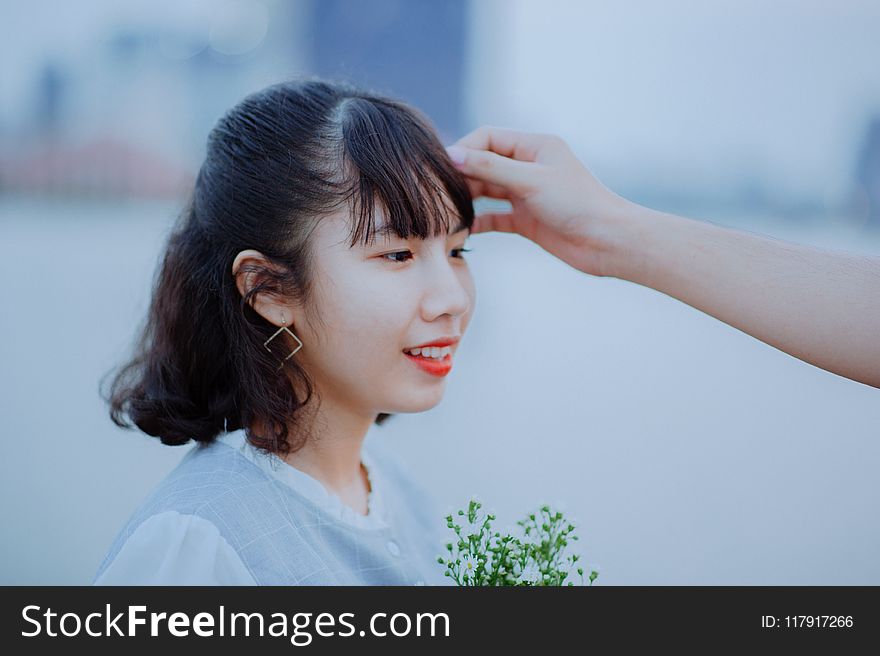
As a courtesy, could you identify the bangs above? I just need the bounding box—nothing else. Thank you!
[333,96,474,248]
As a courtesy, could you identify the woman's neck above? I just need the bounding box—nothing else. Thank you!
[253,395,375,516]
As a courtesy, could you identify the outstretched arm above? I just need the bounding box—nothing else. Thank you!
[446,126,880,388]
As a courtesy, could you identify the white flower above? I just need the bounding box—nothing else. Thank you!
[460,553,477,580]
[519,560,541,584]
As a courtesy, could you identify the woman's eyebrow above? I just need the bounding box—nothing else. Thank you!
[372,219,469,239]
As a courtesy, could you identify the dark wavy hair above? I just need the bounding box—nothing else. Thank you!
[101,76,474,457]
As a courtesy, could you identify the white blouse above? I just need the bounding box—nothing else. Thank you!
[93,429,444,585]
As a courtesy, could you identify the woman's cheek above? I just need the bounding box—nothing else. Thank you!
[346,289,405,337]
[463,274,477,328]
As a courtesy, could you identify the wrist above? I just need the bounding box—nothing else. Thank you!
[586,197,658,281]
[597,202,715,291]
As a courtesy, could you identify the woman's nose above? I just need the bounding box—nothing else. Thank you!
[420,256,471,321]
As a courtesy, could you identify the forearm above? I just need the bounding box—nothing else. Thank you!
[600,204,880,388]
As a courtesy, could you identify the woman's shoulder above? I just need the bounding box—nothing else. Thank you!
[92,434,279,584]
[136,434,274,515]
[92,509,256,585]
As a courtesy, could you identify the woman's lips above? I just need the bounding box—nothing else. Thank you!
[404,351,453,377]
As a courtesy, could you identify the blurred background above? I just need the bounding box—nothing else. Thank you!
[1,0,878,585]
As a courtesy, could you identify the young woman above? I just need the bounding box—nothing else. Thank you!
[93,77,476,585]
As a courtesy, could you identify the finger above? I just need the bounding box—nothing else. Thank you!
[450,125,548,162]
[478,180,516,200]
[463,177,517,202]
[470,211,521,235]
[460,175,486,200]
[450,147,538,193]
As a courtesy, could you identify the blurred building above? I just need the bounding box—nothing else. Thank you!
[309,0,468,142]
[0,0,469,200]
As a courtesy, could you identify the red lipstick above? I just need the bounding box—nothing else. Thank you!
[404,351,453,377]
[403,336,459,377]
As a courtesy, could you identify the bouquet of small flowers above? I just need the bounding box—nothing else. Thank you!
[437,497,600,586]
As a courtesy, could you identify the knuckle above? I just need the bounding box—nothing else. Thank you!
[471,152,493,173]
[472,125,493,141]
[458,124,492,148]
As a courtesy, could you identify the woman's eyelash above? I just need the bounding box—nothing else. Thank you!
[382,248,472,264]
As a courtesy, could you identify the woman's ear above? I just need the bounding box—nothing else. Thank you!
[232,249,297,327]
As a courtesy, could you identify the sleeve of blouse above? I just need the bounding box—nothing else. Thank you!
[92,510,257,585]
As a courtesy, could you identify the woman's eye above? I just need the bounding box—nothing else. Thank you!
[382,250,414,263]
[381,247,472,264]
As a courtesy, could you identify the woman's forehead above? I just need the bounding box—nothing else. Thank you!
[313,194,460,245]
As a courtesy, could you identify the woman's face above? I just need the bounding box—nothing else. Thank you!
[291,205,475,418]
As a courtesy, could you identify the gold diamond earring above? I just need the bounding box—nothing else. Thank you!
[264,313,303,370]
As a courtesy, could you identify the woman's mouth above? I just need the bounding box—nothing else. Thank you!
[403,346,453,377]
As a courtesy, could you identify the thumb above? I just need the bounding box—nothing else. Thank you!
[446,145,535,193]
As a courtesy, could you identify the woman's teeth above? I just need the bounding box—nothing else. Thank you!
[405,345,451,360]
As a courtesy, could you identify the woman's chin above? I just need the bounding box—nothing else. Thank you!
[386,387,446,414]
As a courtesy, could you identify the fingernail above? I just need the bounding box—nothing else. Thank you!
[446,145,466,166]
